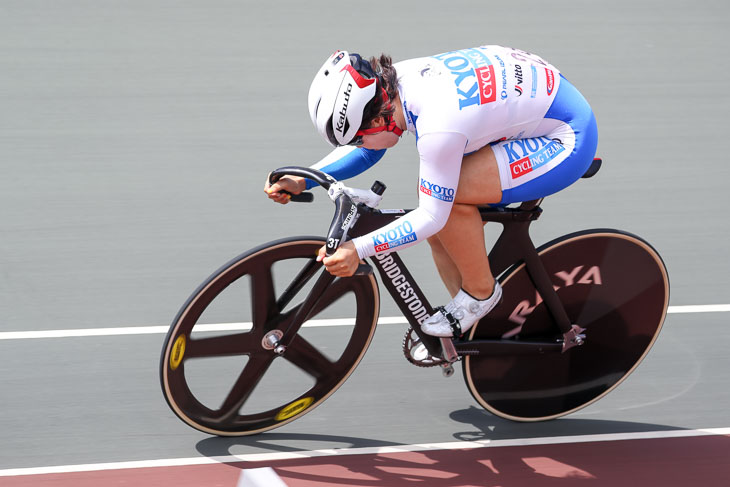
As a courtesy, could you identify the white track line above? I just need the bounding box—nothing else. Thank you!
[0,305,728,341]
[666,304,730,313]
[0,317,406,340]
[1,427,728,477]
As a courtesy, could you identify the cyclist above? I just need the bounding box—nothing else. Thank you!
[265,46,598,338]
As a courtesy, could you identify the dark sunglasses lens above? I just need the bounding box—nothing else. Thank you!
[350,53,375,79]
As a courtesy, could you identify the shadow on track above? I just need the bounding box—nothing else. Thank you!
[448,405,681,441]
[193,411,730,486]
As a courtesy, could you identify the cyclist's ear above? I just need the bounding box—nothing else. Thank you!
[367,116,386,128]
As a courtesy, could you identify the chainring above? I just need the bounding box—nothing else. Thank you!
[402,326,446,367]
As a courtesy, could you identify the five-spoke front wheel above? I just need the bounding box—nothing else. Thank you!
[160,237,380,436]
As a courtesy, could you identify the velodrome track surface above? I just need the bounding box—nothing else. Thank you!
[1,1,729,485]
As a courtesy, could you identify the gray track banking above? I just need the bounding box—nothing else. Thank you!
[1,0,729,472]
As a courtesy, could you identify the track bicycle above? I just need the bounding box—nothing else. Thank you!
[160,159,669,435]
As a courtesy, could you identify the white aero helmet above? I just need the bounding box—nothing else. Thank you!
[308,51,378,147]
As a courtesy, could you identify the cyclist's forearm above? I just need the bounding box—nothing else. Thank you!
[352,132,464,259]
[352,206,446,259]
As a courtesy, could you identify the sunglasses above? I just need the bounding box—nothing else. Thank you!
[347,124,393,146]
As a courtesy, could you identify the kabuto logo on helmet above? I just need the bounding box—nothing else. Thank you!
[335,83,353,133]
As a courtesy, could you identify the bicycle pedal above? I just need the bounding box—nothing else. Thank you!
[440,363,455,377]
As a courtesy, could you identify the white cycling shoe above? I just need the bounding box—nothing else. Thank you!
[421,282,502,337]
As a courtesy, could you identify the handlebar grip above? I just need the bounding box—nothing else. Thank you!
[286,191,314,203]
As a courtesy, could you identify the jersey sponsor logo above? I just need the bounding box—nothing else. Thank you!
[505,137,565,179]
[432,48,496,110]
[475,65,497,104]
[371,221,417,253]
[545,68,555,96]
[514,64,524,96]
[493,53,509,100]
[507,48,556,97]
[530,65,537,98]
[405,107,420,140]
[419,178,455,202]
[509,47,550,67]
[419,63,441,77]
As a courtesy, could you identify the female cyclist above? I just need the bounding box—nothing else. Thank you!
[265,45,598,338]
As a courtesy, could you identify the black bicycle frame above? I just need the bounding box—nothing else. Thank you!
[267,166,577,358]
[349,201,571,357]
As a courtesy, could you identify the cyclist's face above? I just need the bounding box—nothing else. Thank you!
[360,129,400,150]
[358,116,401,150]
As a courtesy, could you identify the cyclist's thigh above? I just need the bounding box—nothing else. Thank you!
[492,76,598,205]
[454,146,503,205]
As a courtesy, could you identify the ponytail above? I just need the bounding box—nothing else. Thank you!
[359,54,398,130]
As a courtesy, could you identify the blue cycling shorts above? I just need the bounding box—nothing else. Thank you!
[493,75,598,205]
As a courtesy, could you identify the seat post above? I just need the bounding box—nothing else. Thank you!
[518,239,575,335]
[518,198,543,211]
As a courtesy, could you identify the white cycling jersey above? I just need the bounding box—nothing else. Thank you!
[398,46,560,151]
[311,45,565,260]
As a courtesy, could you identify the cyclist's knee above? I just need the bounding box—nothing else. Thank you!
[448,202,477,218]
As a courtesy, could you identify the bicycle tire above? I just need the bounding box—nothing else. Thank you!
[160,237,380,436]
[463,229,669,421]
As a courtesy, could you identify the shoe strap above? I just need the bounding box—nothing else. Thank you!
[436,306,461,337]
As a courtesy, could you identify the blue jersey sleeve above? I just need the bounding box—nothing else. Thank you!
[305,146,386,189]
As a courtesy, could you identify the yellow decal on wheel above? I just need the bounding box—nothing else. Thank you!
[170,335,186,371]
[275,397,314,421]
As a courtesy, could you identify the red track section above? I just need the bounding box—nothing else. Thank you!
[5,435,729,486]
